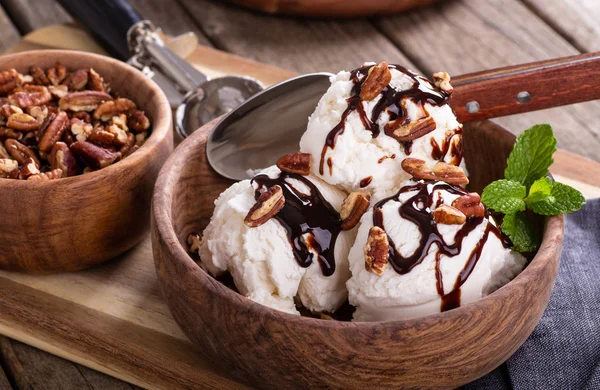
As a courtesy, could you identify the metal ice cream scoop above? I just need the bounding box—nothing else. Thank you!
[58,0,264,139]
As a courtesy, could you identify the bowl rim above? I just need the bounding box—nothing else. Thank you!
[153,120,565,330]
[0,49,172,186]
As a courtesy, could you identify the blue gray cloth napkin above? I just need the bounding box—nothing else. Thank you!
[464,198,600,390]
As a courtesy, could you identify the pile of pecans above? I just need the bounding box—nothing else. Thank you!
[0,64,151,181]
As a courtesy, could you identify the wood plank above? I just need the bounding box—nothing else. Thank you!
[177,0,418,73]
[0,335,136,390]
[522,0,600,52]
[1,0,70,34]
[374,0,600,162]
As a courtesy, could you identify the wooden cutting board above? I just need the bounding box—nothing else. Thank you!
[0,24,599,390]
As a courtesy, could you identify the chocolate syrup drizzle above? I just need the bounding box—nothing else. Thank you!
[252,172,342,277]
[373,181,508,312]
[319,64,451,175]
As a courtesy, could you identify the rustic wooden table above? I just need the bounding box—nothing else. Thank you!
[0,0,598,388]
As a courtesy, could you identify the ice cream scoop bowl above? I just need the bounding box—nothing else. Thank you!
[152,118,563,389]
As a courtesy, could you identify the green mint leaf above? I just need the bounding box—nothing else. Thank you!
[525,177,553,207]
[505,124,556,188]
[481,179,527,214]
[528,181,586,215]
[501,212,539,252]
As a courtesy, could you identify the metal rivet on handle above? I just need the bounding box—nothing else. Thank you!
[466,101,480,113]
[517,91,531,104]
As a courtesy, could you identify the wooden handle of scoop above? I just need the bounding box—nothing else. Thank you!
[450,52,600,122]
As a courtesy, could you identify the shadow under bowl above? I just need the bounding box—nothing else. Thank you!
[152,119,563,389]
[0,50,173,274]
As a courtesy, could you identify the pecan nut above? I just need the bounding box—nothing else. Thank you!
[364,226,389,276]
[0,69,21,95]
[0,142,10,159]
[276,152,311,176]
[385,116,436,142]
[360,62,392,101]
[20,157,40,179]
[432,204,467,225]
[27,105,48,123]
[187,233,202,254]
[46,63,67,86]
[401,158,469,185]
[30,66,50,86]
[244,185,285,227]
[127,109,150,133]
[432,71,453,94]
[340,191,371,230]
[64,69,88,91]
[0,158,18,173]
[70,118,93,142]
[38,111,69,153]
[0,104,22,119]
[50,141,78,177]
[48,85,69,99]
[8,85,52,109]
[5,139,40,166]
[0,127,22,140]
[93,98,136,121]
[451,193,485,218]
[59,91,112,112]
[87,126,116,147]
[88,68,105,92]
[70,141,118,169]
[7,113,39,132]
[28,168,63,181]
[106,124,128,146]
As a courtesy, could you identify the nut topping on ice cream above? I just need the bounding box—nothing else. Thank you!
[244,184,285,227]
[401,158,469,185]
[276,152,311,176]
[340,191,371,231]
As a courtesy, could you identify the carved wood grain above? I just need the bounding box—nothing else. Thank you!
[0,50,173,273]
[152,119,564,389]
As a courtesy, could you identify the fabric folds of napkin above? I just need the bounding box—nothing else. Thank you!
[465,198,600,390]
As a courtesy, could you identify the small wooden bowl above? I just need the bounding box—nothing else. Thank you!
[152,120,563,388]
[227,0,443,17]
[0,50,172,274]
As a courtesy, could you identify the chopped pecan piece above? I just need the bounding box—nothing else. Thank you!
[0,104,22,119]
[27,105,48,123]
[30,66,50,86]
[385,116,436,142]
[38,111,69,153]
[276,152,311,175]
[127,109,150,132]
[28,168,63,181]
[340,191,371,230]
[401,158,469,185]
[432,71,453,94]
[0,158,18,173]
[4,138,40,166]
[46,63,68,86]
[59,91,112,112]
[432,204,466,225]
[70,118,93,142]
[64,69,89,91]
[7,113,39,132]
[20,157,40,179]
[364,226,389,276]
[70,141,118,169]
[360,62,392,101]
[0,69,21,95]
[50,142,78,177]
[244,185,285,227]
[93,98,136,121]
[187,233,202,254]
[88,68,105,92]
[48,85,69,99]
[451,193,485,218]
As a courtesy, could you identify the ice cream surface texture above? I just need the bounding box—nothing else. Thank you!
[200,166,356,315]
[300,63,465,201]
[346,179,527,322]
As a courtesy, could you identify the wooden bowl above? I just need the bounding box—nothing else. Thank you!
[0,50,172,273]
[227,0,443,17]
[152,120,563,389]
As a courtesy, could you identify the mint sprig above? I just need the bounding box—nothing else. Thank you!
[482,125,585,252]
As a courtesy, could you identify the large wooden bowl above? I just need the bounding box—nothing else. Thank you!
[0,50,172,273]
[152,120,563,389]
[227,0,443,17]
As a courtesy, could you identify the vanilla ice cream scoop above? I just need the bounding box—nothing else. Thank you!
[200,166,356,315]
[300,63,465,200]
[347,180,527,322]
